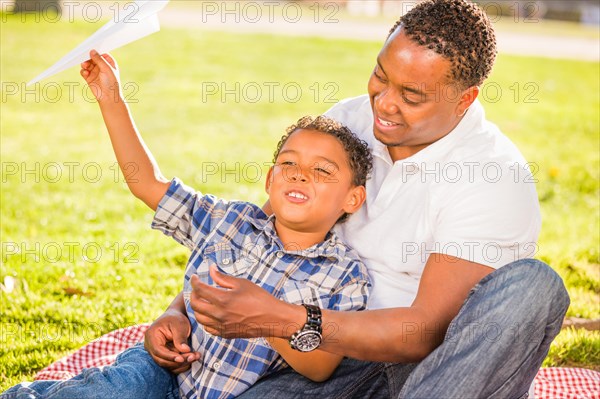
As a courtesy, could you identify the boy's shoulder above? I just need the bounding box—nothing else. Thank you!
[326,232,370,283]
[224,199,269,221]
[198,199,270,237]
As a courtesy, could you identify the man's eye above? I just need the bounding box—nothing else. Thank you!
[403,94,422,105]
[373,68,386,83]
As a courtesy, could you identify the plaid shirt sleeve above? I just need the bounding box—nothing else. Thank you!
[327,259,371,312]
[151,177,229,250]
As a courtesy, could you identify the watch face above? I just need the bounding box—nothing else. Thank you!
[294,330,322,352]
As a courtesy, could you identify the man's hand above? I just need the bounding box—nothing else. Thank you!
[190,266,304,339]
[144,309,201,373]
[80,50,121,103]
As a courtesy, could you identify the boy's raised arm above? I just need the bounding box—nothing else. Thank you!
[81,50,170,210]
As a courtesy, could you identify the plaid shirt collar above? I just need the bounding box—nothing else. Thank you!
[247,214,347,262]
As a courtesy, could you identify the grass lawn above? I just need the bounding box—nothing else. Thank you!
[1,12,599,390]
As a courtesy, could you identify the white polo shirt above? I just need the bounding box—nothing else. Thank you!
[327,95,541,309]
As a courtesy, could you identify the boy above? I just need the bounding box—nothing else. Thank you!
[1,51,372,399]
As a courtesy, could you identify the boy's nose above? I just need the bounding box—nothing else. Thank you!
[290,172,308,183]
[288,166,309,183]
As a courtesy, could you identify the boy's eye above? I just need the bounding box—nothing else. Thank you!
[277,161,296,166]
[314,167,332,175]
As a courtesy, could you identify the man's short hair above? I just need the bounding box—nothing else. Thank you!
[389,0,497,89]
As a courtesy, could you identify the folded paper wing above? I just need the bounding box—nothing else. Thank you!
[28,0,169,86]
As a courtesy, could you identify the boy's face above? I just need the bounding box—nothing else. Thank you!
[266,129,365,236]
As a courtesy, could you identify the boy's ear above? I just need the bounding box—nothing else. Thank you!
[342,185,366,215]
[265,166,274,194]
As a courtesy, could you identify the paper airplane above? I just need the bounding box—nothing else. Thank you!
[28,0,169,86]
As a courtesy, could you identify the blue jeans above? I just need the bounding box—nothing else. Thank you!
[1,343,180,399]
[3,259,569,399]
[236,259,570,399]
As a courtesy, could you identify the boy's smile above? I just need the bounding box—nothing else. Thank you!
[266,128,365,249]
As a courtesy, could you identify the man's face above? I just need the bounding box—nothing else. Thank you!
[266,129,363,236]
[368,28,469,161]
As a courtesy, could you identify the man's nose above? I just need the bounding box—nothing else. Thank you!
[376,88,400,115]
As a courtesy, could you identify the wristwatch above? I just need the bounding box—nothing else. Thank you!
[289,304,322,352]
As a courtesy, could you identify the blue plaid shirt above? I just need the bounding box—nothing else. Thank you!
[151,178,371,399]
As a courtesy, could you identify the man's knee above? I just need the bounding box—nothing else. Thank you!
[509,259,569,302]
[500,259,570,323]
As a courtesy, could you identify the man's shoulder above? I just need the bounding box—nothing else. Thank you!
[324,95,373,142]
[443,101,529,167]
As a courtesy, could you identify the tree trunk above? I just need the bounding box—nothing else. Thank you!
[12,0,61,14]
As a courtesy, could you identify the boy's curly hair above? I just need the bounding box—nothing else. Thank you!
[389,0,497,89]
[273,115,373,188]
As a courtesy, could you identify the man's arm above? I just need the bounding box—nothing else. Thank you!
[269,339,343,382]
[191,255,493,362]
[81,50,170,210]
[317,254,494,361]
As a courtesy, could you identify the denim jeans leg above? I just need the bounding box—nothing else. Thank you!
[1,343,180,399]
[237,357,414,399]
[398,259,570,399]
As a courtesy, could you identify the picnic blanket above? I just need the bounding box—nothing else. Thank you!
[33,324,600,399]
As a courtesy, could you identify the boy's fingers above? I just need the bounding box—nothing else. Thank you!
[153,342,186,363]
[85,65,100,83]
[145,328,184,362]
[170,364,192,374]
[101,53,117,69]
[172,339,192,354]
[89,49,111,71]
[174,341,192,353]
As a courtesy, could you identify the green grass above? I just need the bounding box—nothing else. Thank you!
[1,12,599,391]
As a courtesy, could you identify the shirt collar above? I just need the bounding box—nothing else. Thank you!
[248,214,347,261]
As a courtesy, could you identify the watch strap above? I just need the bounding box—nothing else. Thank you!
[302,303,322,333]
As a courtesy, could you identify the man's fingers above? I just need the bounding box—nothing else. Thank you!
[191,274,226,303]
[193,307,220,326]
[209,265,237,289]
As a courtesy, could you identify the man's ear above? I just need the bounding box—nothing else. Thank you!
[265,166,274,194]
[342,185,367,215]
[456,86,479,117]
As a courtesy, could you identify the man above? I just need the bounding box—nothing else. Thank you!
[145,1,570,398]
